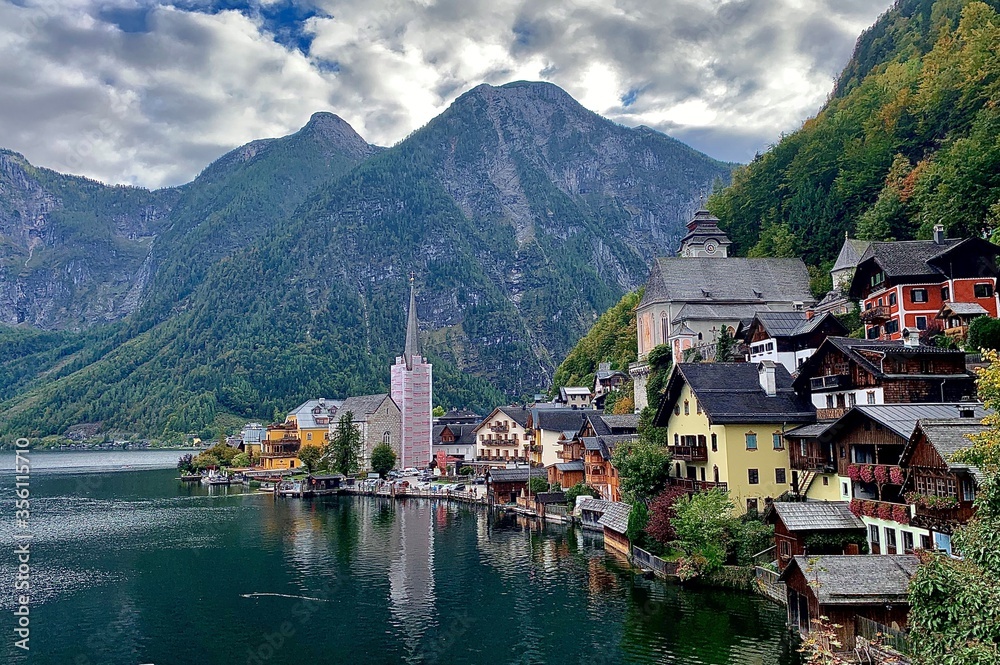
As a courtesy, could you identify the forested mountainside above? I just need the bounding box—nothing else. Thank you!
[709,0,1000,270]
[0,81,730,440]
[551,289,640,392]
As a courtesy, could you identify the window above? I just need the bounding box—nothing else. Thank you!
[920,534,931,550]
[748,468,759,484]
[903,531,914,554]
[941,285,950,301]
[889,292,897,306]
[660,313,669,342]
[674,405,681,416]
[781,540,790,557]
[700,467,706,482]
[848,393,857,407]
[696,400,702,415]
[675,463,682,477]
[826,395,835,408]
[867,391,877,405]
[711,433,718,452]
[307,432,312,441]
[884,319,899,334]
[383,431,391,444]
[975,283,994,298]
[674,434,679,446]
[869,524,880,545]
[962,479,976,503]
[775,468,786,484]
[684,400,690,415]
[842,481,849,496]
[747,498,759,513]
[915,316,927,330]
[840,445,846,459]
[822,476,829,486]
[867,326,880,339]
[746,432,758,450]
[885,528,898,553]
[772,433,783,450]
[911,288,928,303]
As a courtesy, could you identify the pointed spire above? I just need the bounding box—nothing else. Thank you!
[404,273,420,370]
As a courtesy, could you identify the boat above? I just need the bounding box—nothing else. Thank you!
[257,482,275,492]
[202,475,232,486]
[179,474,202,482]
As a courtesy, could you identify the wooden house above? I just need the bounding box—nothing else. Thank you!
[547,459,585,489]
[767,502,866,571]
[581,435,632,502]
[900,418,986,555]
[780,555,918,651]
[740,311,848,375]
[598,502,632,557]
[486,467,546,504]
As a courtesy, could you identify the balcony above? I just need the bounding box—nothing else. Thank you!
[847,463,905,485]
[672,445,709,462]
[849,498,910,525]
[860,305,891,323]
[907,493,976,527]
[668,477,728,493]
[490,423,510,433]
[790,455,836,473]
[809,374,851,391]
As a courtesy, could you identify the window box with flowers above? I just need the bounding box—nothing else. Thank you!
[905,492,959,510]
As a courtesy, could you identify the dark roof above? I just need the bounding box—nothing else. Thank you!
[832,238,872,273]
[596,367,628,381]
[820,403,989,442]
[475,406,531,431]
[783,421,837,439]
[581,435,634,460]
[599,414,640,432]
[338,394,393,418]
[533,408,591,433]
[534,491,567,505]
[780,555,919,605]
[437,409,481,424]
[597,502,632,534]
[657,363,815,427]
[487,467,546,483]
[554,460,585,472]
[433,423,478,446]
[679,210,732,249]
[748,311,848,339]
[640,257,814,308]
[848,237,1000,296]
[939,301,989,317]
[902,418,987,482]
[793,337,970,390]
[671,302,775,324]
[579,498,615,514]
[771,502,864,532]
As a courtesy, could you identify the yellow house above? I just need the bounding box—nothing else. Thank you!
[286,398,341,450]
[653,361,816,514]
[261,423,301,471]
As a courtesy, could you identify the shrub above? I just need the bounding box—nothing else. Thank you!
[565,483,601,507]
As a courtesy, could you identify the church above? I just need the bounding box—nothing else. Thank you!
[390,276,433,469]
[630,209,815,411]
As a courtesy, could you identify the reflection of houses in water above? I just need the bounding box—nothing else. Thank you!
[387,501,436,652]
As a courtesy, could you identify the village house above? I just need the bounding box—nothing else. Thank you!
[593,362,628,406]
[847,226,1000,341]
[260,422,301,470]
[630,209,815,410]
[486,467,547,504]
[817,403,987,556]
[597,502,632,557]
[474,407,533,468]
[781,421,842,501]
[240,422,266,459]
[528,407,593,467]
[654,361,816,514]
[780,554,919,652]
[331,394,401,471]
[581,435,631,502]
[899,418,987,555]
[432,422,478,474]
[766,501,866,571]
[286,398,342,449]
[793,336,975,417]
[548,459,585,489]
[554,386,593,409]
[936,301,990,342]
[739,311,848,375]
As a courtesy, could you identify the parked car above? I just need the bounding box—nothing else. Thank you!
[403,467,419,475]
[472,477,486,485]
[453,484,466,492]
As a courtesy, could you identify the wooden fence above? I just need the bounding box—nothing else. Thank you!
[631,547,679,578]
[754,566,787,605]
[856,616,912,657]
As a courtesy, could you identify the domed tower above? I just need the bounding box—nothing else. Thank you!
[678,209,732,258]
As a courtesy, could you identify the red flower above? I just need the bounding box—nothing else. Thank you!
[860,465,875,484]
[889,466,905,485]
[849,498,863,517]
[877,503,892,520]
[874,465,889,485]
[892,504,909,525]
[847,465,861,481]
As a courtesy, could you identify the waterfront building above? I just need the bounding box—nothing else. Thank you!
[240,422,266,458]
[261,422,301,470]
[486,467,546,504]
[739,311,848,375]
[432,422,478,473]
[630,209,815,410]
[286,398,342,449]
[597,502,631,557]
[473,406,532,468]
[390,277,432,470]
[654,361,816,514]
[767,502,866,571]
[332,394,402,471]
[548,459,585,488]
[780,554,918,652]
[848,226,1000,341]
[528,407,593,467]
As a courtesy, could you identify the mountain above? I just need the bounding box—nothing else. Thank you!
[708,0,1000,270]
[0,81,730,440]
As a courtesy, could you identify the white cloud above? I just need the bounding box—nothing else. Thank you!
[0,0,891,187]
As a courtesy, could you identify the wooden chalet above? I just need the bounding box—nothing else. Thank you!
[740,311,848,375]
[486,467,546,504]
[547,459,585,488]
[900,418,986,555]
[767,501,866,571]
[598,502,632,557]
[781,555,918,652]
[793,336,975,418]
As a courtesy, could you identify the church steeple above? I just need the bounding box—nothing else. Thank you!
[404,273,421,370]
[678,209,732,258]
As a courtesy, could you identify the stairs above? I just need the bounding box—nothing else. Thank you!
[797,470,817,497]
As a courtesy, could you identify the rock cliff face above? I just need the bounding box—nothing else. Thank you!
[0,82,731,437]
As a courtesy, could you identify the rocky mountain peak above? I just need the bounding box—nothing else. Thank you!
[298,111,375,159]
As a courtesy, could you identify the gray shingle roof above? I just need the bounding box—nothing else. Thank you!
[554,460,585,473]
[903,418,987,482]
[475,406,531,431]
[579,498,615,515]
[822,403,989,441]
[533,408,591,433]
[433,423,478,446]
[794,337,970,389]
[832,238,872,273]
[597,501,632,534]
[940,301,989,316]
[487,467,546,483]
[859,238,964,278]
[771,501,864,532]
[671,302,776,324]
[599,414,640,432]
[780,555,920,605]
[657,363,815,426]
[290,399,344,429]
[783,421,837,439]
[750,311,847,339]
[338,394,393,419]
[581,435,635,460]
[640,257,814,308]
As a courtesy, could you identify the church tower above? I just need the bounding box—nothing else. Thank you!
[390,275,432,469]
[678,209,732,258]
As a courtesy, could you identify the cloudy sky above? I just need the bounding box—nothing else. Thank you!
[0,0,892,188]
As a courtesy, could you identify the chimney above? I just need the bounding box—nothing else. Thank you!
[758,361,777,397]
[933,224,945,245]
[958,405,976,418]
[902,328,920,348]
[805,308,815,321]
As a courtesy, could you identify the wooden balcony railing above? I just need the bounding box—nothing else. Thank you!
[672,445,708,462]
[810,374,851,391]
[490,423,510,433]
[668,477,728,493]
[860,305,891,323]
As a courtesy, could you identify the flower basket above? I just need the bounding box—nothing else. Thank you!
[862,500,876,517]
[874,465,889,485]
[892,504,909,525]
[877,503,892,520]
[849,498,863,517]
[859,465,875,484]
[889,466,904,485]
[847,465,861,481]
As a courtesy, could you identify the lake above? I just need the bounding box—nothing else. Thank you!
[0,451,801,664]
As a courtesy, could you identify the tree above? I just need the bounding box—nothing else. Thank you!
[459,465,474,476]
[328,411,362,475]
[646,485,688,547]
[297,445,323,473]
[967,316,1000,352]
[370,443,396,478]
[565,482,600,507]
[528,476,549,495]
[715,326,736,362]
[672,488,735,578]
[626,501,651,551]
[610,439,672,502]
[908,348,1000,664]
[232,452,251,468]
[432,406,446,418]
[177,453,194,473]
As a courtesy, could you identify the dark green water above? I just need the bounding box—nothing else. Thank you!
[1,452,801,664]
